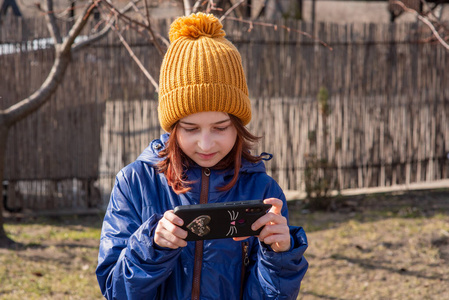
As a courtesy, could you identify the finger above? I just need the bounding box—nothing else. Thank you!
[154,213,188,248]
[159,217,188,240]
[257,223,289,241]
[154,234,187,249]
[164,210,184,227]
[263,198,283,215]
[155,223,188,248]
[257,224,291,252]
[262,234,291,252]
[160,211,187,238]
[261,231,289,244]
[251,211,287,231]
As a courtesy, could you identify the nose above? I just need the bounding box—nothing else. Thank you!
[198,131,213,152]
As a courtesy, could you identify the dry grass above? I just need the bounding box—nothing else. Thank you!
[289,189,449,300]
[0,189,448,300]
[0,215,104,300]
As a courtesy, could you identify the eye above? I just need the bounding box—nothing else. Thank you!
[182,127,198,132]
[214,126,229,132]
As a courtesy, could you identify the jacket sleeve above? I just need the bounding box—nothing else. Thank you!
[243,193,309,300]
[96,171,182,300]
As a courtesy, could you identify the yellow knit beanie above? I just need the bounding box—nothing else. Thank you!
[158,12,251,132]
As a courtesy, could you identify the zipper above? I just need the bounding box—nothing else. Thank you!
[191,167,210,300]
[240,241,250,300]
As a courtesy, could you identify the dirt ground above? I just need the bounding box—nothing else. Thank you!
[0,188,448,299]
[288,189,449,300]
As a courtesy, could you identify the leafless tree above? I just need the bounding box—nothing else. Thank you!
[0,0,137,247]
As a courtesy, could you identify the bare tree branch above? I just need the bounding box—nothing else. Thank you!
[72,0,139,53]
[219,0,245,22]
[113,27,159,92]
[192,0,203,13]
[143,0,151,25]
[206,0,218,13]
[129,1,164,55]
[224,16,333,51]
[72,19,111,53]
[101,1,147,29]
[60,1,97,54]
[420,1,449,35]
[155,32,170,48]
[2,1,96,126]
[46,0,63,43]
[393,1,449,50]
[142,22,165,55]
[98,0,166,55]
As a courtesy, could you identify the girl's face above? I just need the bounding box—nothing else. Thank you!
[176,111,237,168]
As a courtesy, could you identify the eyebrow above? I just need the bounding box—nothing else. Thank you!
[179,118,231,126]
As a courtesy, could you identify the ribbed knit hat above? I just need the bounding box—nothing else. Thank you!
[158,12,251,132]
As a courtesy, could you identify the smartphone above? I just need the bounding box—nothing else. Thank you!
[173,200,272,241]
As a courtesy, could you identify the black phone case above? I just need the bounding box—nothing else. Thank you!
[173,200,272,241]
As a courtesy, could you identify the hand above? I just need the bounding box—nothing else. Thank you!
[251,198,291,252]
[154,210,188,249]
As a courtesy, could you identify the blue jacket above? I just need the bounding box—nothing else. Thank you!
[96,134,308,299]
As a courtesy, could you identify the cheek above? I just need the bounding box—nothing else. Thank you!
[176,134,191,153]
[223,130,237,151]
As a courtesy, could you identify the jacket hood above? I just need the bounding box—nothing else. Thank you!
[136,133,270,174]
[136,133,170,165]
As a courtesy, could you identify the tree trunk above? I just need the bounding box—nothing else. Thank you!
[0,124,16,247]
[0,0,109,247]
[0,38,74,248]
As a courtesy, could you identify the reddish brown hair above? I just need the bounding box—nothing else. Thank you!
[156,115,261,194]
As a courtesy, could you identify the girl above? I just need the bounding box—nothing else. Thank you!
[96,12,308,300]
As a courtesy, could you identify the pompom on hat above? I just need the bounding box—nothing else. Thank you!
[158,13,251,132]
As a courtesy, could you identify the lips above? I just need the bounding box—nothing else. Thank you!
[197,152,217,160]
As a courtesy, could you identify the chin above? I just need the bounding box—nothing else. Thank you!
[197,161,218,168]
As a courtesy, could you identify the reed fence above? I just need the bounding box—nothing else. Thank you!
[1,16,448,211]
